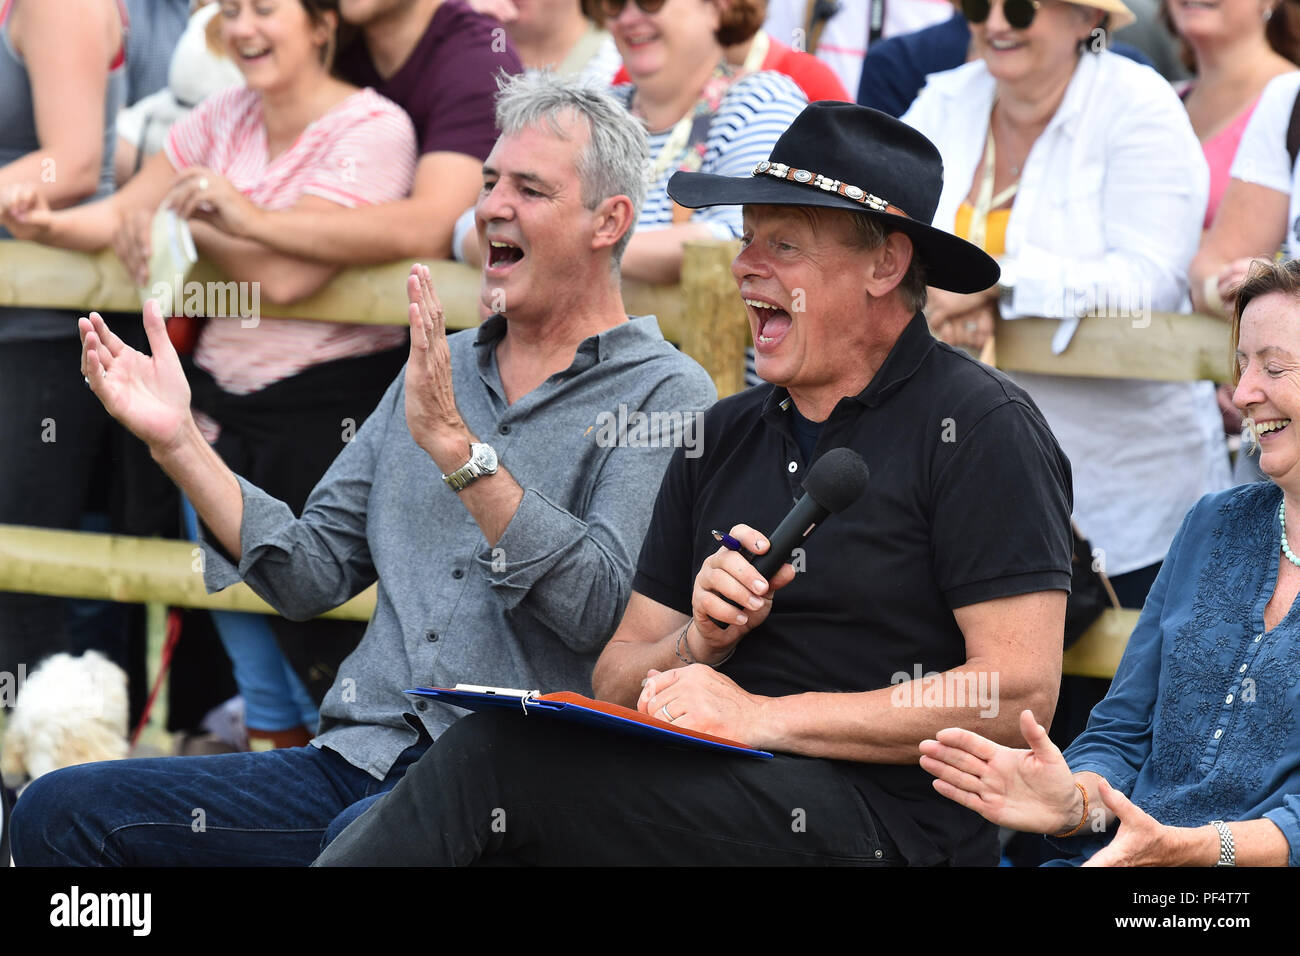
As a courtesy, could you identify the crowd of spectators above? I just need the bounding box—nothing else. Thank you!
[3,0,1300,865]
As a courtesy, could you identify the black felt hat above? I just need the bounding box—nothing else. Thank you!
[667,102,1000,294]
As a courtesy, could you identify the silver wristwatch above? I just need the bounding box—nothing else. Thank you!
[1209,820,1236,867]
[442,442,498,492]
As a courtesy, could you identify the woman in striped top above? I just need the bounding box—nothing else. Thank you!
[599,0,806,284]
[603,0,808,386]
[1,0,418,750]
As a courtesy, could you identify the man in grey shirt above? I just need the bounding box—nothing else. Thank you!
[11,72,716,867]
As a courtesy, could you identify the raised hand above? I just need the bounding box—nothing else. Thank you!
[80,300,194,452]
[0,182,53,241]
[688,523,796,665]
[918,709,1083,835]
[403,263,469,464]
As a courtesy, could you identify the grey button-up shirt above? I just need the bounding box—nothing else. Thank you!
[202,314,716,778]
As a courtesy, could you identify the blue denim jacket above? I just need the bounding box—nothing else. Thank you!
[1052,481,1300,865]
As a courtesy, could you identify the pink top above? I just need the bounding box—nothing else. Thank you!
[166,86,417,396]
[1201,93,1263,230]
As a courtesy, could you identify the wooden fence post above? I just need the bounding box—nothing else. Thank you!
[680,240,749,398]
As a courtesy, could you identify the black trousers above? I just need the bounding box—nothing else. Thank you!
[314,710,902,866]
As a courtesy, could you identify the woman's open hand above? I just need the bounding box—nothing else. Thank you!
[919,709,1083,835]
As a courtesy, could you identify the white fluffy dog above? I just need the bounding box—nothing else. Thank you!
[1,651,129,790]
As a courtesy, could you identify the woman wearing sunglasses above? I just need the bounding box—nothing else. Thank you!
[902,2,1229,624]
[607,0,851,103]
[596,0,807,283]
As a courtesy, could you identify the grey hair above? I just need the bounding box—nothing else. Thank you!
[493,70,649,268]
[844,212,928,314]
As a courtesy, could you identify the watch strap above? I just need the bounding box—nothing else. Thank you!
[1210,820,1236,866]
[442,442,497,493]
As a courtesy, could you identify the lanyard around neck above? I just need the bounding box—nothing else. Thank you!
[969,108,1019,252]
[637,62,735,188]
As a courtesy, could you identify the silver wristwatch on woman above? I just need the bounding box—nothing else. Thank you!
[1209,820,1236,867]
[442,442,498,492]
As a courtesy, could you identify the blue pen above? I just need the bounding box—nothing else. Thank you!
[709,530,756,631]
[711,529,743,552]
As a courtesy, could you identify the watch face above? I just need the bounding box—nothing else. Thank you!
[475,443,498,474]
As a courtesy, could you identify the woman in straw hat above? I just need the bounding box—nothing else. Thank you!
[903,4,1231,857]
[903,0,1229,614]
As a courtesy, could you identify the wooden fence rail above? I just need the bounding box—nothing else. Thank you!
[0,525,375,621]
[0,240,1235,678]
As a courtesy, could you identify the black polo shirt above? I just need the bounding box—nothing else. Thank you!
[633,312,1073,865]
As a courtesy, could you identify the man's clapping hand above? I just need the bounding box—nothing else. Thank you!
[403,263,474,468]
[80,300,194,454]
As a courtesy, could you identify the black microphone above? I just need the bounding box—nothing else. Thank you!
[709,448,870,630]
[751,447,870,579]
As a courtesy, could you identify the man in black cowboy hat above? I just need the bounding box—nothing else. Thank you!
[315,103,1074,867]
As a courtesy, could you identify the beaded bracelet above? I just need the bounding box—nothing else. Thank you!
[1052,782,1090,838]
[674,621,735,668]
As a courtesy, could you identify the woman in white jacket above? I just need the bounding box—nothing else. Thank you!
[902,0,1229,611]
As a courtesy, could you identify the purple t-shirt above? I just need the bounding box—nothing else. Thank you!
[336,0,521,161]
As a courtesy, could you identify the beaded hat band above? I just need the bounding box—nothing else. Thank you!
[666,101,1002,293]
[753,161,912,220]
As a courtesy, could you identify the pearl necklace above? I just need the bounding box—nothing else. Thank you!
[1280,500,1300,568]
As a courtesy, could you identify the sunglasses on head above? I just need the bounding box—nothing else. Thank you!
[961,0,1043,29]
[597,0,669,19]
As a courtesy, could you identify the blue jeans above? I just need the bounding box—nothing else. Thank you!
[10,741,426,866]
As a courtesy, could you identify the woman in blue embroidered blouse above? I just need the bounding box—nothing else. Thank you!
[918,257,1300,867]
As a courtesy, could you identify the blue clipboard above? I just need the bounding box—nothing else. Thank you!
[406,686,773,759]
